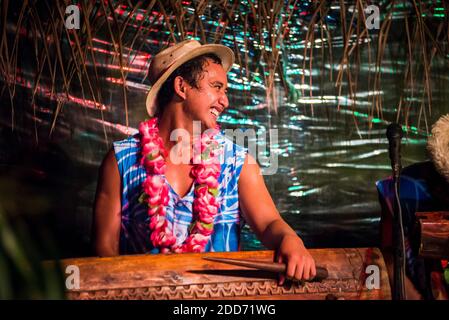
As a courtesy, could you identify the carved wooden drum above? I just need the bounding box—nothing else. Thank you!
[61,248,391,300]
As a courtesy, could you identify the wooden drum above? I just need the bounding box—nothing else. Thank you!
[60,248,391,300]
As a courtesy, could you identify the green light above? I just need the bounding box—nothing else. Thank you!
[352,111,385,124]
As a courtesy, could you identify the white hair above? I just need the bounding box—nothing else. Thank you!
[427,114,449,183]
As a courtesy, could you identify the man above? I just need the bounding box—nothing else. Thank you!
[93,40,316,283]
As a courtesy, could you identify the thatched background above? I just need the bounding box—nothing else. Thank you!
[1,0,449,298]
[1,0,448,136]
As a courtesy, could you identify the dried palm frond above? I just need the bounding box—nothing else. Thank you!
[0,0,448,138]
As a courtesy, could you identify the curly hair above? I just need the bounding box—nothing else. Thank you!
[427,114,449,183]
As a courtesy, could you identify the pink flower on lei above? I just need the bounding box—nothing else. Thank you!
[178,234,210,252]
[142,176,169,208]
[192,221,214,236]
[192,128,223,165]
[191,164,220,188]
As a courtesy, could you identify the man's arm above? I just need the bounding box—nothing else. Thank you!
[238,154,316,283]
[92,148,121,256]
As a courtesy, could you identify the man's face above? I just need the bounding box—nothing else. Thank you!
[182,59,229,129]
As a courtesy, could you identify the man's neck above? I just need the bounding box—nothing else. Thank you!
[157,103,196,162]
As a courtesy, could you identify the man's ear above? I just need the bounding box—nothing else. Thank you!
[173,76,188,100]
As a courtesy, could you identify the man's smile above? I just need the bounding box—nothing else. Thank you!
[210,106,221,118]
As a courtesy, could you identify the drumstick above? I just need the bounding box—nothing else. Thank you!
[203,257,328,281]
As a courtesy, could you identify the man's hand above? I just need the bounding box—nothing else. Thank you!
[276,234,316,285]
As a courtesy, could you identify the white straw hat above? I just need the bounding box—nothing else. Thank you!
[145,40,235,116]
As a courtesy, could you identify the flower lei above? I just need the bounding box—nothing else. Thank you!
[138,118,222,253]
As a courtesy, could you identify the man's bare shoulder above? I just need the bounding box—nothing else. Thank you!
[102,148,118,171]
[240,153,262,179]
[97,148,120,192]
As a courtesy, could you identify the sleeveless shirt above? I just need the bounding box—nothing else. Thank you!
[113,132,247,254]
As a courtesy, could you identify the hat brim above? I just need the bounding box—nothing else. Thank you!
[145,44,235,116]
